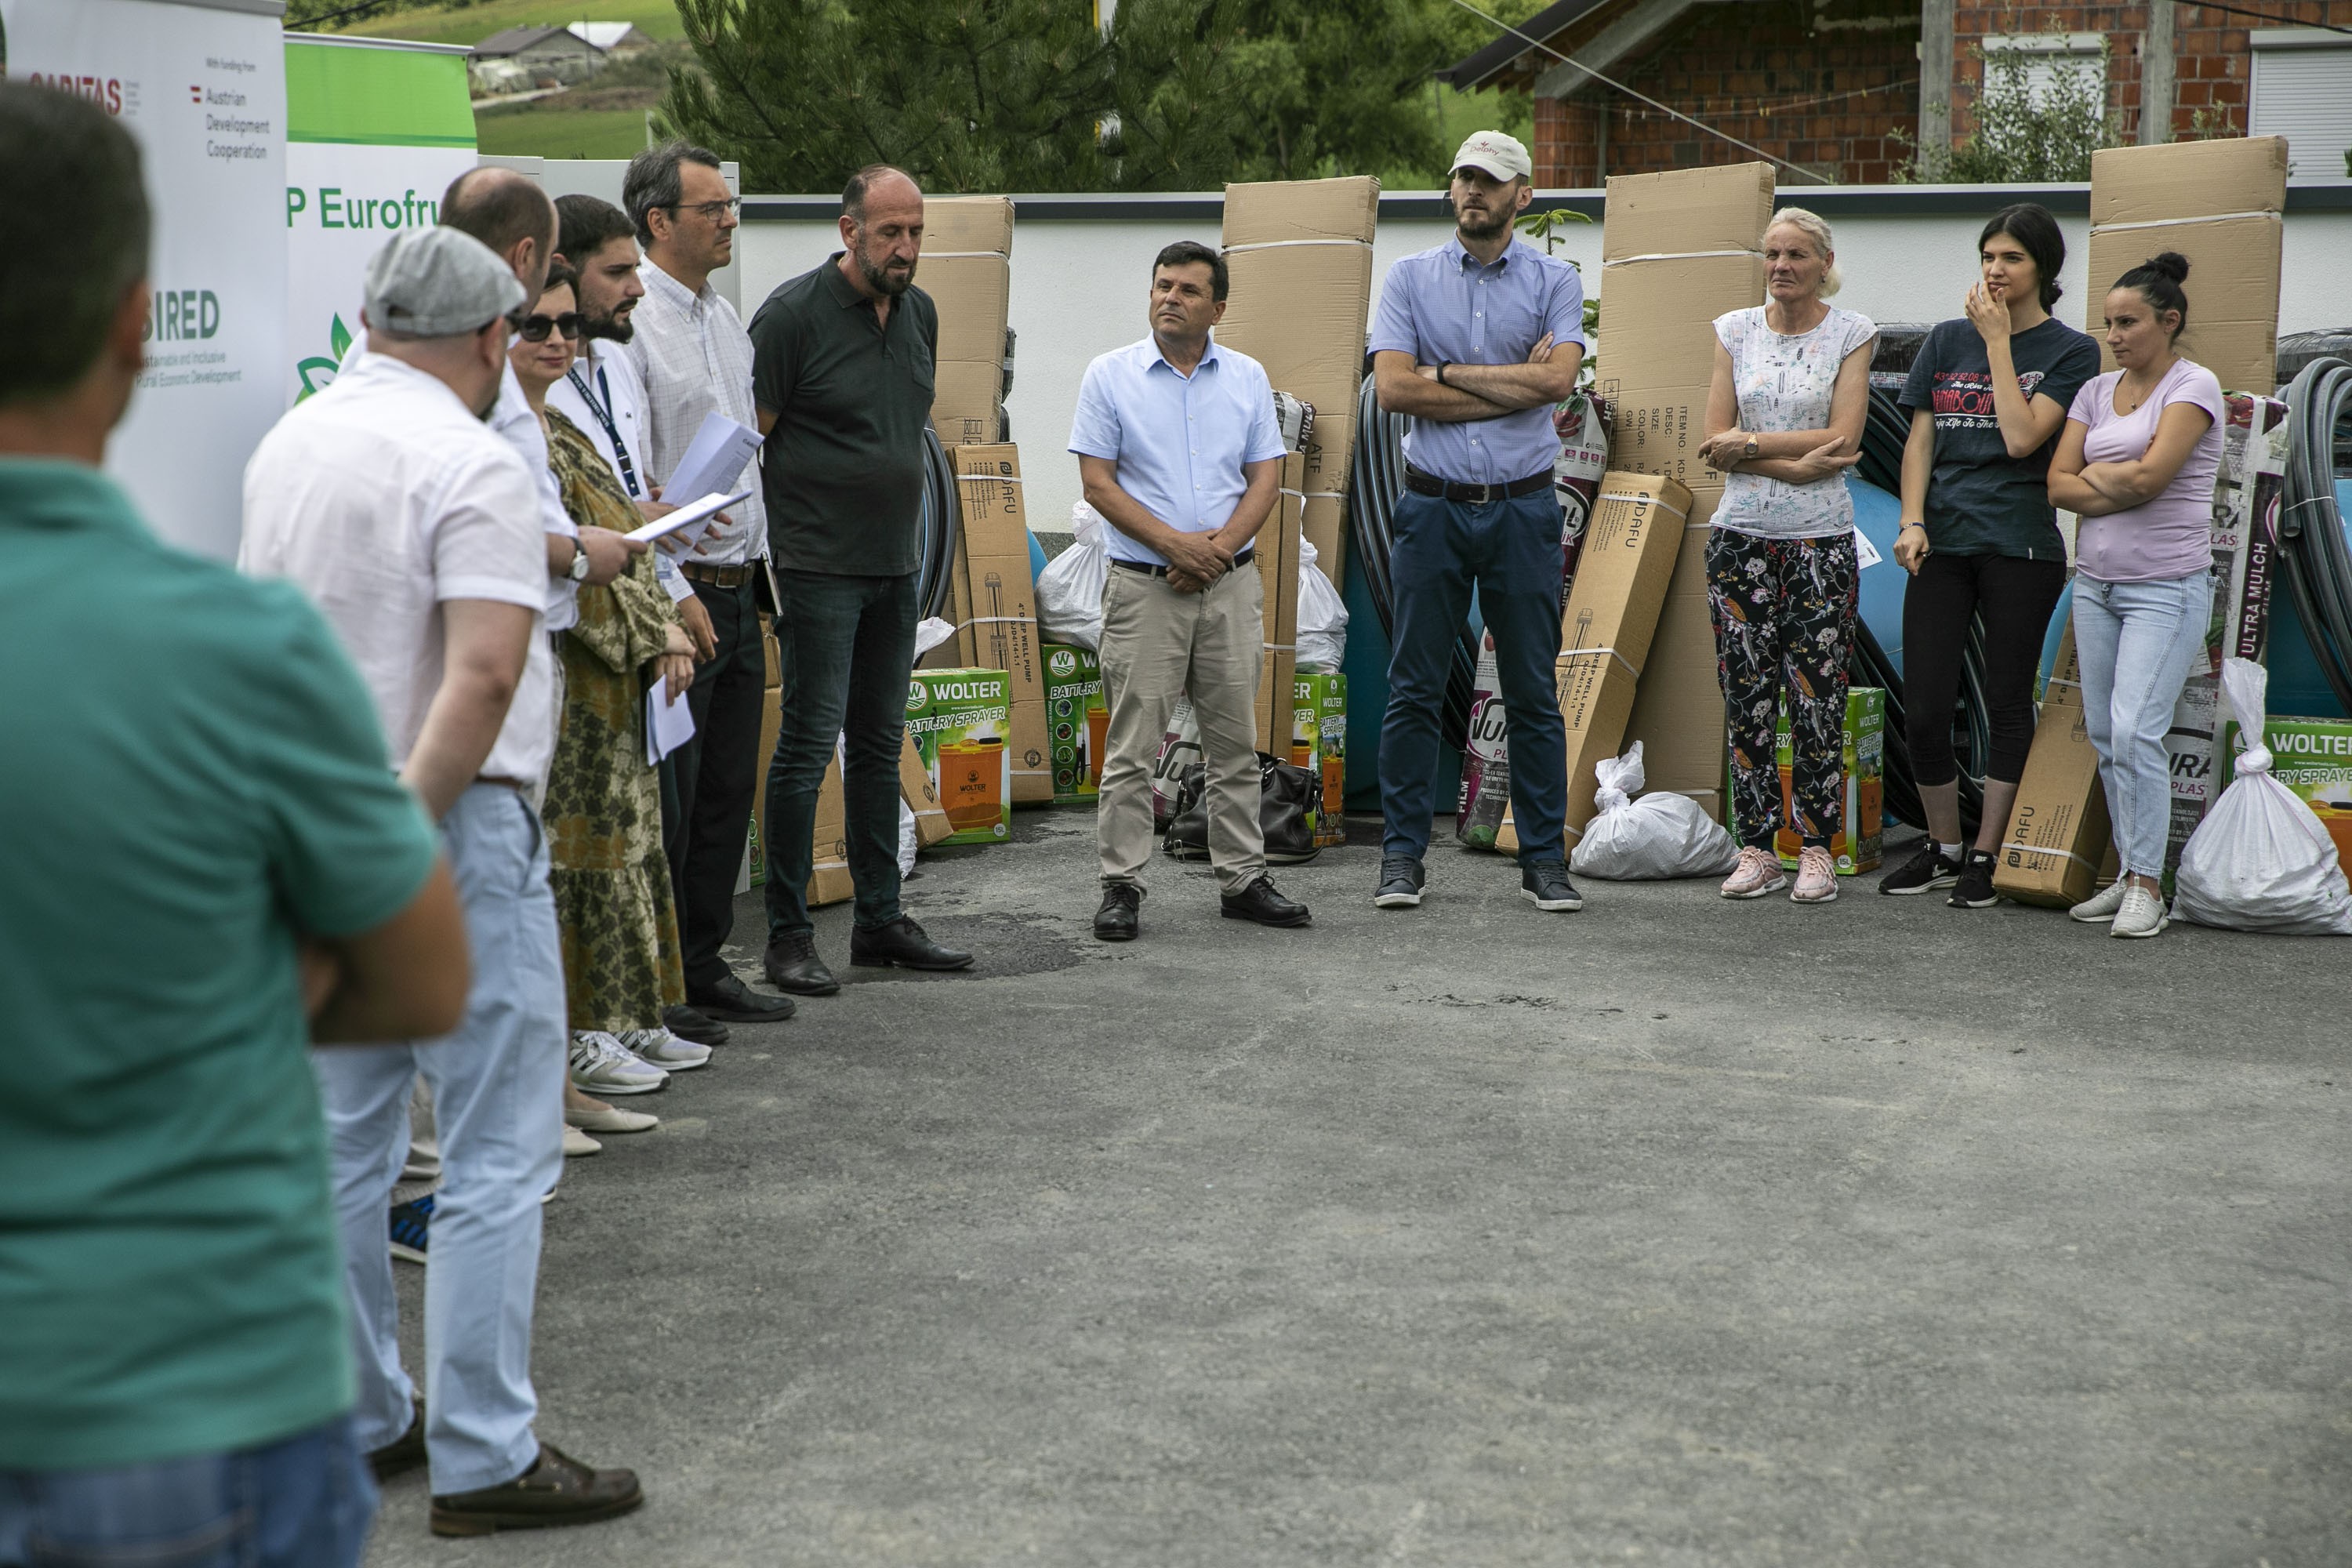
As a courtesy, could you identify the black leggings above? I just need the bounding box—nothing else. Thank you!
[1900,550,2067,787]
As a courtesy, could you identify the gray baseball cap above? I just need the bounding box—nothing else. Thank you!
[362,227,525,339]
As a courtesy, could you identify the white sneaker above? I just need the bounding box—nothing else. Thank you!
[2111,884,2169,938]
[618,1027,710,1073]
[2069,880,2129,923]
[562,1124,602,1158]
[568,1030,669,1096]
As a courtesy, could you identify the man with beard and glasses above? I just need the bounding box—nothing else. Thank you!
[619,141,797,1031]
[752,163,975,995]
[1367,131,1588,917]
[549,194,728,1051]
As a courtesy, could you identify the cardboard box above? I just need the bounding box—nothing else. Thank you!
[2220,714,2352,868]
[920,195,1013,444]
[2086,139,2285,397]
[1494,471,1694,855]
[805,746,855,907]
[1290,670,1347,848]
[1218,176,1376,580]
[900,727,952,848]
[1725,688,1886,875]
[1994,626,2112,908]
[1251,452,1305,753]
[1603,162,1774,821]
[2157,393,2290,882]
[948,445,1051,804]
[906,667,1011,844]
[748,626,782,888]
[1044,642,1107,804]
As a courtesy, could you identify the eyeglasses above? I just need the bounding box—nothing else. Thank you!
[668,198,739,222]
[512,311,583,343]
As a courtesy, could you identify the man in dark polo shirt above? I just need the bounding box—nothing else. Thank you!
[753,163,975,993]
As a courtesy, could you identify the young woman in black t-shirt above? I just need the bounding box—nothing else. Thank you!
[1880,202,2103,907]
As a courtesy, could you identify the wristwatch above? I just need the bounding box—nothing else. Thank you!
[1742,436,1759,459]
[566,539,592,582]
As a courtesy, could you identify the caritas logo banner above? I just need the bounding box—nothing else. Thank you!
[1,0,289,561]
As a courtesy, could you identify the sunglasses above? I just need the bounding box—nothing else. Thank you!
[510,310,583,343]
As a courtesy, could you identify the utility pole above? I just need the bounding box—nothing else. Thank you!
[2139,0,2177,144]
[1918,0,1955,169]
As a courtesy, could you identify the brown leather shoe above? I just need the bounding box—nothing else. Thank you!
[428,1442,643,1537]
[368,1394,426,1483]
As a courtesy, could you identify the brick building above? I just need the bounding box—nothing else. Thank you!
[1441,0,2352,187]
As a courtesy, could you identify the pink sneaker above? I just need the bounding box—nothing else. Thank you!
[1719,846,1788,899]
[1791,844,1838,903]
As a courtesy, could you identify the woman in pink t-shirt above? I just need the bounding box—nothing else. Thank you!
[2047,252,2225,938]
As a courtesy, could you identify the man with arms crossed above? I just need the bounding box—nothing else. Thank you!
[1369,132,1587,915]
[0,84,464,1566]
[753,164,975,992]
[1073,241,1310,941]
[621,140,797,1027]
[241,227,642,1537]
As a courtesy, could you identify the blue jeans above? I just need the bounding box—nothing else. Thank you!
[0,1415,374,1568]
[1380,487,1568,864]
[764,568,920,935]
[313,783,566,1495]
[2072,568,2211,877]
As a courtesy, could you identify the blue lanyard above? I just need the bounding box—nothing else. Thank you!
[565,360,641,499]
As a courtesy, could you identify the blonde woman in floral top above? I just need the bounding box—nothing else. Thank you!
[507,263,703,1143]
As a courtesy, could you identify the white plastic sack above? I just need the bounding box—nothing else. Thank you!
[1295,534,1348,671]
[898,798,920,877]
[2173,659,2352,935]
[913,616,956,658]
[1035,501,1109,651]
[1568,742,1741,880]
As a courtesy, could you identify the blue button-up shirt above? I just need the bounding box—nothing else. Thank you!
[1367,236,1587,485]
[1068,333,1287,566]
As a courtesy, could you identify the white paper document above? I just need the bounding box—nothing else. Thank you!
[665,412,762,506]
[1853,527,1883,571]
[645,681,697,765]
[625,488,750,545]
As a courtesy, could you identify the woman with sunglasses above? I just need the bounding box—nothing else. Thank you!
[508,261,706,1143]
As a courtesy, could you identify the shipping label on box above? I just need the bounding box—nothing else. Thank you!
[1044,642,1107,804]
[2221,715,2352,869]
[1725,688,1886,874]
[906,668,1011,844]
[949,445,1052,804]
[1290,670,1347,848]
[2158,393,2289,881]
[1995,626,2111,907]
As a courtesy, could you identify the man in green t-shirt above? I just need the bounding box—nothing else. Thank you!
[0,83,469,1568]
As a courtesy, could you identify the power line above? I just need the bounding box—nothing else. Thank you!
[2183,1,2352,36]
[1438,0,1836,182]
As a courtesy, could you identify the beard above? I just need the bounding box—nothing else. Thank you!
[580,301,634,343]
[855,245,916,298]
[1454,198,1513,244]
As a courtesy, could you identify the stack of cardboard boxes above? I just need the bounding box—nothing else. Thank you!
[1217,176,1377,750]
[1604,162,1774,825]
[938,445,1051,804]
[920,196,1014,445]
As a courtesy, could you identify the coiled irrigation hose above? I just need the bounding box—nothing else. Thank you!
[914,426,959,622]
[1348,372,1483,746]
[2278,356,2352,715]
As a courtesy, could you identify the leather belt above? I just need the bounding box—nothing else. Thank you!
[1404,464,1553,504]
[1109,549,1254,579]
[680,561,756,586]
[475,775,531,793]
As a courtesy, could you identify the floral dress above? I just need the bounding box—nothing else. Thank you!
[543,407,687,1033]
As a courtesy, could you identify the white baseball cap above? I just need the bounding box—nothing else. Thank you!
[1452,130,1533,183]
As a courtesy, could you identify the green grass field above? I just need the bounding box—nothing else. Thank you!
[475,103,655,158]
[340,0,682,46]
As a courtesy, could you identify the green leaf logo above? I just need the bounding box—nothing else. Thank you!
[329,314,352,361]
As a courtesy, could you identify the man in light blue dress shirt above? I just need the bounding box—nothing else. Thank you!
[1367,130,1588,915]
[1069,241,1310,942]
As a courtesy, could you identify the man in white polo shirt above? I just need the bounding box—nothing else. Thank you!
[240,227,642,1537]
[1070,240,1310,942]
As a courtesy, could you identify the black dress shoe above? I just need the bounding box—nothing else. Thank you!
[1221,875,1312,927]
[1094,884,1143,942]
[368,1393,426,1483]
[662,1004,729,1047]
[430,1442,643,1537]
[849,915,975,971]
[684,971,796,1022]
[764,928,840,996]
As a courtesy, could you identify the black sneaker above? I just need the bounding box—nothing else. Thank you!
[390,1195,432,1265]
[1519,860,1584,912]
[1374,855,1425,909]
[1947,849,2000,908]
[1877,840,1961,896]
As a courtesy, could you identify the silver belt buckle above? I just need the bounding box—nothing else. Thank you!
[1468,481,1494,504]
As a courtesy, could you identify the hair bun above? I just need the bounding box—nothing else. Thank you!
[2147,251,2190,282]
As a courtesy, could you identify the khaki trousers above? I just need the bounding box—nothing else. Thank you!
[1097,561,1266,895]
